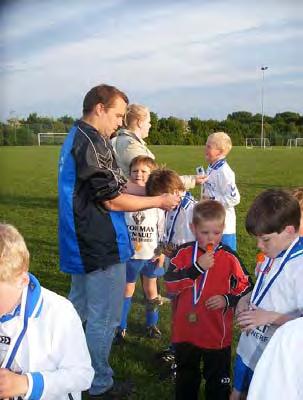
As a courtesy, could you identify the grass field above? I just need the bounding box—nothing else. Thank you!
[0,145,302,399]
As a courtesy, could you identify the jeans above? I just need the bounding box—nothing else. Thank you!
[69,263,126,395]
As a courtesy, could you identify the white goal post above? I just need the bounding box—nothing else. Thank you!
[38,132,68,146]
[286,138,303,148]
[245,138,271,149]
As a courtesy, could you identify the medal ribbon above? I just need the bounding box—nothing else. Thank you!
[192,241,208,305]
[165,193,192,243]
[252,237,301,306]
[1,274,43,370]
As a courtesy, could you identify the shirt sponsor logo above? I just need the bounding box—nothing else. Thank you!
[0,335,11,344]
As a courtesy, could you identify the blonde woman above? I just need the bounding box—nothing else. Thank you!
[112,103,204,189]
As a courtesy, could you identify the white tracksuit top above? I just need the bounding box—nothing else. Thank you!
[0,273,94,400]
[203,159,240,234]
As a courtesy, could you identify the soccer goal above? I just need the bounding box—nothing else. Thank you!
[38,132,68,146]
[286,138,297,148]
[286,138,303,148]
[245,138,271,149]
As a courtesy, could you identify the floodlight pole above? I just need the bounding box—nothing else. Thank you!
[260,66,268,149]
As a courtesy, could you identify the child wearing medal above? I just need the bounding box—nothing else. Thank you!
[231,189,303,400]
[0,223,94,400]
[203,131,240,251]
[115,156,167,341]
[146,168,198,259]
[164,200,252,400]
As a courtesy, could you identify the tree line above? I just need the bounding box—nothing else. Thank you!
[1,111,302,146]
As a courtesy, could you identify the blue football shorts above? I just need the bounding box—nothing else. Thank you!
[233,354,254,393]
[126,259,165,283]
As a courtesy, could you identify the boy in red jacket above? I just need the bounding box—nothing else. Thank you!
[164,200,252,400]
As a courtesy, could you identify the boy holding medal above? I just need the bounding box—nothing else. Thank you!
[164,200,252,400]
[231,189,303,400]
[203,131,240,251]
[115,156,167,341]
[0,223,94,400]
[146,168,197,258]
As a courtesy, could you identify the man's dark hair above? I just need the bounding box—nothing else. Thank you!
[246,189,301,236]
[82,84,129,115]
[146,168,185,196]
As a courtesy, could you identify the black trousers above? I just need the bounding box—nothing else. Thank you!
[175,342,231,400]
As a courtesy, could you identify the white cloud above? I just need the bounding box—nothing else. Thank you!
[1,0,302,120]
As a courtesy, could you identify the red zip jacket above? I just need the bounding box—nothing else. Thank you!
[164,241,252,349]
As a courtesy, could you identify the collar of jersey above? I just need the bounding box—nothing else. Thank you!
[0,304,21,323]
[0,274,43,323]
[209,158,226,170]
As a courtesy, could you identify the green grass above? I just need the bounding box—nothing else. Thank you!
[0,145,302,399]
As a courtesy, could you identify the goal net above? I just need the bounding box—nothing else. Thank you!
[286,138,303,148]
[245,138,271,149]
[38,132,68,146]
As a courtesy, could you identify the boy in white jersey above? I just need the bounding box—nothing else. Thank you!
[246,188,303,400]
[115,156,166,341]
[230,189,303,400]
[203,132,240,251]
[146,168,196,258]
[0,224,93,400]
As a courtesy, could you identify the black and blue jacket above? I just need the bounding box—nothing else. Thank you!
[58,120,133,274]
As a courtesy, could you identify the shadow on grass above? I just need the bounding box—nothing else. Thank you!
[0,194,57,209]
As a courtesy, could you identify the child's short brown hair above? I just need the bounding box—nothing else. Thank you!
[246,189,301,236]
[146,168,185,196]
[0,223,29,282]
[192,200,226,227]
[129,156,158,173]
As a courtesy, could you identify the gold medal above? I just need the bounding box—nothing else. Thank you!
[187,312,198,323]
[163,242,176,257]
[134,241,142,251]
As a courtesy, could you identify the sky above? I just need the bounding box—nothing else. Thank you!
[1,0,302,122]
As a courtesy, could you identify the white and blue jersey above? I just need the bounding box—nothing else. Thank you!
[164,192,196,247]
[236,237,303,372]
[0,273,93,400]
[204,159,240,235]
[58,120,133,274]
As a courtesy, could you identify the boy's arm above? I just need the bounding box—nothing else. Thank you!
[215,168,240,208]
[164,246,202,296]
[25,300,94,400]
[164,246,213,296]
[224,252,254,308]
[238,259,303,331]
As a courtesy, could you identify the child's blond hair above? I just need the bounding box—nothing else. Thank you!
[207,131,232,156]
[0,223,29,282]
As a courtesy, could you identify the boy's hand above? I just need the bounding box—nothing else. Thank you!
[235,295,250,317]
[151,253,165,267]
[0,369,28,398]
[197,251,214,271]
[205,295,226,310]
[159,193,180,211]
[195,175,208,185]
[236,305,276,332]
